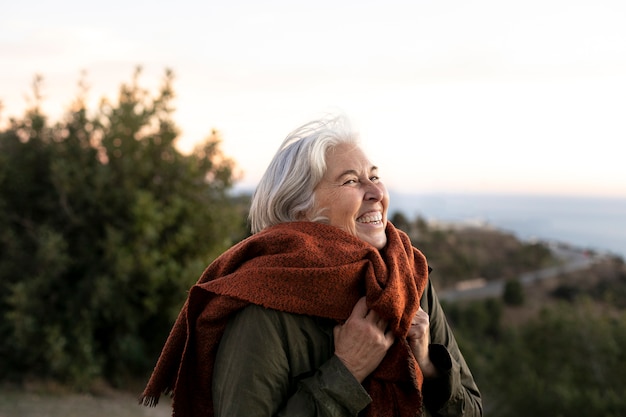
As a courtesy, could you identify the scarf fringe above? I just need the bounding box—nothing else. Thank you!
[138,395,159,407]
[139,387,172,407]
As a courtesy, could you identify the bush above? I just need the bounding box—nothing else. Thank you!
[503,279,525,306]
[0,69,246,387]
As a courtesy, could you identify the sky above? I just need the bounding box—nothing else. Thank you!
[2,0,625,197]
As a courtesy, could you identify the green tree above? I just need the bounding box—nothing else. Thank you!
[488,301,626,417]
[390,211,410,233]
[503,278,525,306]
[0,69,246,388]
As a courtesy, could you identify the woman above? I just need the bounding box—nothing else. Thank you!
[141,115,482,416]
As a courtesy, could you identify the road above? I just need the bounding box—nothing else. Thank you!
[438,244,597,302]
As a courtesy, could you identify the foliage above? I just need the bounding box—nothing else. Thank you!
[442,259,626,417]
[2,71,624,417]
[440,298,503,379]
[487,301,626,417]
[0,69,246,387]
[390,212,556,289]
[395,202,626,415]
[503,278,525,306]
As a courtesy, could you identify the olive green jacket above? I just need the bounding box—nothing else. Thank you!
[213,279,482,416]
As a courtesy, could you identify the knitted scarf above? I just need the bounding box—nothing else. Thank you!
[140,221,429,416]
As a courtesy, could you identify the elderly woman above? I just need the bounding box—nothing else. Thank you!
[141,115,482,417]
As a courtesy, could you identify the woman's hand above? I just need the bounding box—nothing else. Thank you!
[334,297,395,383]
[407,307,439,378]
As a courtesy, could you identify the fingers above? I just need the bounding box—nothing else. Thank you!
[335,297,396,382]
[408,307,430,349]
[411,307,429,326]
[345,296,392,337]
[351,296,369,318]
[350,297,383,322]
[353,297,388,331]
[368,311,389,332]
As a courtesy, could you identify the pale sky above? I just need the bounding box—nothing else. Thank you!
[2,0,625,197]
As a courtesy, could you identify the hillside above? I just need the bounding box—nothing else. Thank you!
[391,211,559,290]
[498,254,626,326]
[399,210,626,324]
[2,210,624,417]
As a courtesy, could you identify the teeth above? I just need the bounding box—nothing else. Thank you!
[357,213,382,223]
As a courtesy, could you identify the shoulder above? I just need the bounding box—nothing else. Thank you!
[233,303,323,325]
[227,304,334,344]
[221,304,335,378]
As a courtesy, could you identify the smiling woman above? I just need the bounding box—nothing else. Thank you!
[311,143,389,249]
[141,114,482,417]
[249,116,389,248]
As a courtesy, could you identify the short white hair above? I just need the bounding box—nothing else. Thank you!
[248,114,359,234]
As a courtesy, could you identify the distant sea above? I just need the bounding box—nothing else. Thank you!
[388,192,626,260]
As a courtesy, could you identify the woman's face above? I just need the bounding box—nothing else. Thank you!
[310,143,389,249]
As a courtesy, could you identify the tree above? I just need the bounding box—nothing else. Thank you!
[503,278,525,306]
[0,69,246,387]
[488,301,626,417]
[390,211,410,233]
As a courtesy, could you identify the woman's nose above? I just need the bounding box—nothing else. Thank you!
[364,181,384,201]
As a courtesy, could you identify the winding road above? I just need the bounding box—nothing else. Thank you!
[438,244,598,302]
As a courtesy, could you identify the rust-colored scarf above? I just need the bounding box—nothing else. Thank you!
[140,221,429,416]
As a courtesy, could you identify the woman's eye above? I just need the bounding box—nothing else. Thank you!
[370,176,380,182]
[343,178,358,185]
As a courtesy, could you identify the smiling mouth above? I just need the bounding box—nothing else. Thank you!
[356,212,383,225]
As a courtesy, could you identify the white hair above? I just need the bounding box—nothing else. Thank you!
[248,114,360,234]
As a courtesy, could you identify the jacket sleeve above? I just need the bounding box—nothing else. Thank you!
[212,304,372,417]
[420,279,484,417]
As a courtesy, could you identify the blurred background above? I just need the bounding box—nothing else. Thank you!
[3,0,626,196]
[1,1,625,416]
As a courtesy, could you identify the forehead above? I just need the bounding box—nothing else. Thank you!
[325,143,373,171]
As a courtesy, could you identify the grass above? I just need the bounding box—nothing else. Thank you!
[0,384,172,417]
